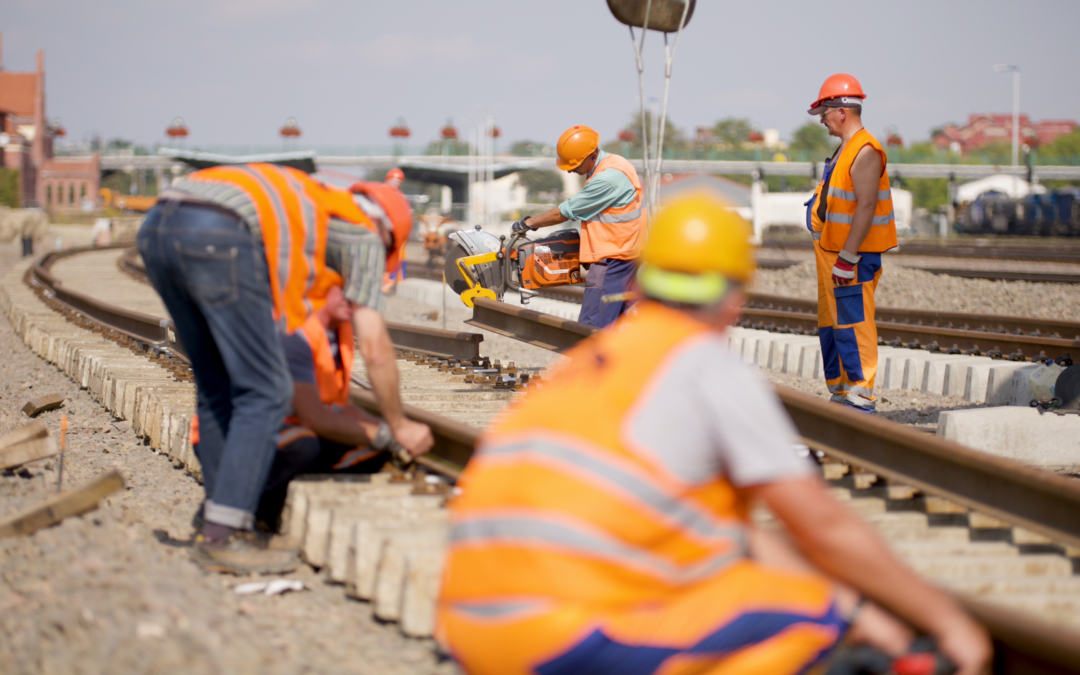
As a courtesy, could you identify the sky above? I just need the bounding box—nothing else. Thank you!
[3,0,1079,152]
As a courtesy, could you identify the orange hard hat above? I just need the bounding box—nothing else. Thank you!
[350,181,413,273]
[808,73,866,115]
[556,125,600,171]
[385,168,405,183]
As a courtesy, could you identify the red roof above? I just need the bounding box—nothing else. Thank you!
[0,72,38,117]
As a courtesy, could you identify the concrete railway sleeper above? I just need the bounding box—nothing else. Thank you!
[8,246,1080,670]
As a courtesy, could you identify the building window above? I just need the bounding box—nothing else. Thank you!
[46,185,52,205]
[69,184,74,205]
[80,184,86,202]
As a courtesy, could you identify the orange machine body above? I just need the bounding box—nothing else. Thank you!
[511,229,584,290]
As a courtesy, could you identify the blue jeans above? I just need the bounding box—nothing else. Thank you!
[578,258,637,328]
[137,201,291,529]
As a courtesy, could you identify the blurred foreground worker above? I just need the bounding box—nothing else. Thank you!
[806,74,898,412]
[437,194,989,675]
[256,285,395,530]
[510,125,646,328]
[138,163,432,574]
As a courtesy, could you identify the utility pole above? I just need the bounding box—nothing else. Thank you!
[993,64,1021,167]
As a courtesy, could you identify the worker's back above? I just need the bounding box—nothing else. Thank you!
[441,302,752,609]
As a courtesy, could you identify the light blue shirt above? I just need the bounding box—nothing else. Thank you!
[558,151,637,222]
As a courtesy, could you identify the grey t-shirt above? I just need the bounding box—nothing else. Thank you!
[627,334,813,487]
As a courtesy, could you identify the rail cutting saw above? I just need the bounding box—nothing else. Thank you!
[443,226,584,306]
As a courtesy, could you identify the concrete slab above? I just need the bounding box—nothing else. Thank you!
[964,361,1031,404]
[986,364,1040,407]
[938,407,1080,469]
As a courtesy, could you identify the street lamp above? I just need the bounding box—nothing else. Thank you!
[993,64,1020,167]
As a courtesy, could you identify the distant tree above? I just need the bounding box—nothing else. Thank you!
[105,138,134,152]
[0,168,20,207]
[517,169,563,200]
[788,122,837,159]
[615,111,688,153]
[905,178,949,210]
[509,140,552,157]
[711,118,753,149]
[425,139,471,156]
[1040,128,1080,159]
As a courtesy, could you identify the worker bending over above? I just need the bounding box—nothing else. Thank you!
[256,285,395,530]
[511,125,646,328]
[139,163,432,574]
[806,74,898,412]
[437,194,989,675]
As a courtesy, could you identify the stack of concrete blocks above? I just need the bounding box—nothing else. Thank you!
[0,260,200,480]
[725,326,1043,406]
[282,476,450,638]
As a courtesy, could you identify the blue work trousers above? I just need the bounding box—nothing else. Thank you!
[137,201,291,529]
[578,258,637,328]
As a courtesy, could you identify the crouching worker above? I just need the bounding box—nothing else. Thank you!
[256,285,397,530]
[436,194,991,675]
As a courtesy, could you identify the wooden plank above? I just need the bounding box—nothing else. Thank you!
[0,469,124,539]
[970,512,1010,529]
[21,393,66,417]
[0,419,58,470]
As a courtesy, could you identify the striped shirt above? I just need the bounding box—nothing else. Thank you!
[168,178,386,311]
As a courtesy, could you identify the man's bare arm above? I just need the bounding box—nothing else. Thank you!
[291,382,375,447]
[351,305,434,457]
[844,146,884,257]
[744,477,990,675]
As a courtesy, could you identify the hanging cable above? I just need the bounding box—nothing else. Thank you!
[652,1,691,214]
[628,0,652,223]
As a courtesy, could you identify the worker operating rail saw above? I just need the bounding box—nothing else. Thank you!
[443,125,646,329]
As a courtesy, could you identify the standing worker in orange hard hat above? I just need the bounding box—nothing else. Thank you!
[510,125,646,327]
[385,167,405,189]
[437,193,990,675]
[805,74,898,413]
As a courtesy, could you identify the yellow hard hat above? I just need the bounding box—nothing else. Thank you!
[638,193,756,304]
[556,125,600,171]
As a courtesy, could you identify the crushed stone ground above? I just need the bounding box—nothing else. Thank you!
[0,238,460,675]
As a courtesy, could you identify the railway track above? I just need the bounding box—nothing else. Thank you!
[6,246,1080,672]
[762,239,1080,266]
[478,282,1080,364]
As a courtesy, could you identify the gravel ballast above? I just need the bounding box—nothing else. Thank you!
[752,259,1080,320]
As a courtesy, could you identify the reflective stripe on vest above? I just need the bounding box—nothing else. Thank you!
[810,129,898,253]
[183,163,375,332]
[441,303,750,607]
[580,153,647,263]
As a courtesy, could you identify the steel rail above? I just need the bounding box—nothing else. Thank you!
[527,286,1080,360]
[463,296,1080,672]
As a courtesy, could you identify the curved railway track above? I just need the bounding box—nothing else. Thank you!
[8,245,1080,672]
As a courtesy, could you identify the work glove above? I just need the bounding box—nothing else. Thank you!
[831,250,861,287]
[511,218,533,233]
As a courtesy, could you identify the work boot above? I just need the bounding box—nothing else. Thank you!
[191,530,300,575]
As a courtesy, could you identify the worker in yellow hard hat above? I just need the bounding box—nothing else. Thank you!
[510,125,646,327]
[438,193,990,675]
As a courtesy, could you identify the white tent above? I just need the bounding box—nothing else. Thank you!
[956,174,1046,202]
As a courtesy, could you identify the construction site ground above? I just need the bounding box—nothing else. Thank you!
[0,238,460,675]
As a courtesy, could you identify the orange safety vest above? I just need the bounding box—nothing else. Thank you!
[183,163,375,333]
[810,129,897,253]
[284,314,355,426]
[440,302,747,609]
[579,153,647,263]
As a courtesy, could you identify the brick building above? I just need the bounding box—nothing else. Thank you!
[933,114,1077,154]
[0,32,98,210]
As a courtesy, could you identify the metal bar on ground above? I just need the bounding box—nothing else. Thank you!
[386,322,482,362]
[467,297,594,352]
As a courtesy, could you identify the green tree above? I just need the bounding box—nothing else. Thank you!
[517,169,563,200]
[788,122,837,160]
[509,140,552,157]
[0,168,20,208]
[711,118,753,149]
[614,111,688,154]
[1040,128,1080,160]
[424,139,471,156]
[905,178,949,210]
